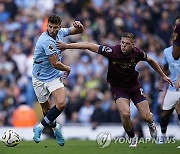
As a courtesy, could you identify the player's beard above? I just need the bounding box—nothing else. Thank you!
[49,32,56,38]
[47,30,57,39]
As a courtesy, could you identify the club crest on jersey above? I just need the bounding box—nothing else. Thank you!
[102,46,112,53]
[49,44,54,51]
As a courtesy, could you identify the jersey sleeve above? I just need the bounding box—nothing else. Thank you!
[98,45,118,58]
[42,39,57,56]
[60,28,71,37]
[139,51,147,61]
[135,47,147,61]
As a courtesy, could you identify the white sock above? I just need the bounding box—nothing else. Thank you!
[37,123,44,130]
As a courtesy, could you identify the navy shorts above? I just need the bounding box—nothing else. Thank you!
[110,86,146,105]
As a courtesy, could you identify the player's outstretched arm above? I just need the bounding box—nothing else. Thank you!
[146,56,173,86]
[69,21,84,35]
[56,42,100,53]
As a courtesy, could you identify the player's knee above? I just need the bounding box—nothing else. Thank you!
[42,107,50,115]
[56,101,66,111]
[42,109,49,115]
[141,113,152,122]
[121,112,131,120]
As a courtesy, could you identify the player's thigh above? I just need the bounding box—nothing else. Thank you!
[32,76,50,103]
[51,87,66,105]
[116,98,131,116]
[47,77,66,105]
[163,90,180,110]
[136,100,151,120]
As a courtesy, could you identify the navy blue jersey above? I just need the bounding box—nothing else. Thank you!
[98,45,147,91]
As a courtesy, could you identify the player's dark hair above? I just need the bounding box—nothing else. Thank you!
[121,32,135,42]
[48,14,62,24]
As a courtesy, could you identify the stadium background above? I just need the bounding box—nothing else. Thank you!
[0,0,180,140]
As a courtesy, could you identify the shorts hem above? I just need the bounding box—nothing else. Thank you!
[134,98,147,105]
[115,96,130,101]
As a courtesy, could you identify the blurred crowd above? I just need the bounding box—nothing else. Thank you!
[0,0,179,128]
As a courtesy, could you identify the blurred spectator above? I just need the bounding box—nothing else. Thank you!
[78,100,94,124]
[105,101,121,123]
[0,3,10,22]
[91,99,105,129]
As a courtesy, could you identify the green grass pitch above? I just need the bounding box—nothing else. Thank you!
[0,139,180,154]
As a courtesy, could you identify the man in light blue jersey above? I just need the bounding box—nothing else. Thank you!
[158,46,180,144]
[32,14,84,146]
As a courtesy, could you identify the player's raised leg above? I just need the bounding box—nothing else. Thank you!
[136,100,157,138]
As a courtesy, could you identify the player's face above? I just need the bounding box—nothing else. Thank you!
[175,18,180,25]
[47,22,61,38]
[120,37,134,54]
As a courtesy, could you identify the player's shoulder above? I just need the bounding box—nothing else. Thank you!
[110,44,121,50]
[59,27,68,32]
[133,46,145,53]
[163,46,173,54]
[58,27,70,35]
[113,44,121,48]
[38,32,55,44]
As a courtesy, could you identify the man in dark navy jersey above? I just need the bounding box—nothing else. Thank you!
[57,32,172,147]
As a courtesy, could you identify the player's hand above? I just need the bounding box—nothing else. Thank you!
[175,76,180,91]
[73,21,84,31]
[162,75,173,87]
[62,66,71,79]
[56,42,68,51]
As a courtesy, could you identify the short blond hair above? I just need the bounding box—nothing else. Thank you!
[121,32,135,43]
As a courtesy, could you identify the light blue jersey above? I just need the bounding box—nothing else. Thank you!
[32,28,70,81]
[163,46,180,91]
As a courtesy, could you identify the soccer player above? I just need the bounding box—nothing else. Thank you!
[158,46,180,144]
[32,14,84,145]
[56,32,172,147]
